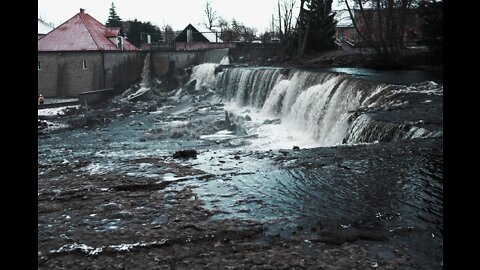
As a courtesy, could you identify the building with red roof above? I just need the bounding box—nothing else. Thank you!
[38,9,138,51]
[38,9,144,97]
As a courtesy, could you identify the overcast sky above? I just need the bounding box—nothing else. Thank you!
[39,0,290,33]
[39,0,347,33]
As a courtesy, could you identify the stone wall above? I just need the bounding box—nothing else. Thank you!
[203,48,229,64]
[151,51,204,78]
[38,51,145,97]
[38,52,104,97]
[38,47,284,98]
[103,51,146,92]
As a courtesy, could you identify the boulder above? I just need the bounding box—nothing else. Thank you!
[173,150,198,159]
[182,79,197,92]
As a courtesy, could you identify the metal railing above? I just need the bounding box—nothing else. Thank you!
[97,43,140,51]
[343,36,356,47]
[232,42,282,49]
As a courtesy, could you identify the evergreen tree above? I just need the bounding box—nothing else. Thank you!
[293,0,337,56]
[304,0,337,53]
[126,19,142,46]
[125,19,163,48]
[106,2,123,28]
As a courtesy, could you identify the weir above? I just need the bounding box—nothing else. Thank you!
[190,65,443,148]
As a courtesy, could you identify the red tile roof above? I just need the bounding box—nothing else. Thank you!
[38,9,138,51]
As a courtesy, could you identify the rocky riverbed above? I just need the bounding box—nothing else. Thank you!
[38,67,442,269]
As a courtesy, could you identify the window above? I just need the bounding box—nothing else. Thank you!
[82,60,87,69]
[38,61,41,70]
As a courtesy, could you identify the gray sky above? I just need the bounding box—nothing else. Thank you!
[38,0,291,32]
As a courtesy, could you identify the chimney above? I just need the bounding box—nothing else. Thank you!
[80,8,85,14]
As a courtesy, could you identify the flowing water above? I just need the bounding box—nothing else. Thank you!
[126,53,154,100]
[213,66,442,149]
[38,63,443,268]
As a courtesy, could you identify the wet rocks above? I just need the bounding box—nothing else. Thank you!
[127,88,155,102]
[263,119,281,125]
[38,120,50,135]
[173,150,198,159]
[62,106,81,116]
[67,112,104,128]
[182,79,197,93]
[146,104,157,112]
[38,119,48,128]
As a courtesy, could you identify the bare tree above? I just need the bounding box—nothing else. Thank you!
[162,24,175,44]
[344,0,416,65]
[203,0,219,30]
[274,0,297,56]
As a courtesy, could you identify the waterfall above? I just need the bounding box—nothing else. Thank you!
[344,81,443,143]
[343,114,443,144]
[216,67,285,108]
[189,63,218,90]
[258,72,386,146]
[140,53,152,89]
[126,53,154,100]
[188,65,443,147]
[220,56,231,65]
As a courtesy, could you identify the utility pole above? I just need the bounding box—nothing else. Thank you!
[272,14,275,35]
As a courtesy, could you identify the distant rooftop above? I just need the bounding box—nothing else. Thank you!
[193,24,223,43]
[175,23,223,43]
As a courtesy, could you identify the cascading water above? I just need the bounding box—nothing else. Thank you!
[140,52,153,88]
[220,56,231,65]
[126,53,154,100]
[216,67,285,108]
[343,81,443,143]
[189,65,443,148]
[190,63,218,90]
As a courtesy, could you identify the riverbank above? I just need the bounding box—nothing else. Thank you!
[266,47,443,75]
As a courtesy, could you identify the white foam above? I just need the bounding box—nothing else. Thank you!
[190,63,218,90]
[224,102,321,150]
[50,239,168,256]
[220,56,230,65]
[200,130,235,141]
[126,87,150,100]
[38,105,80,116]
